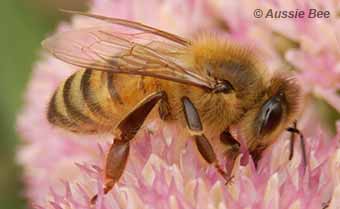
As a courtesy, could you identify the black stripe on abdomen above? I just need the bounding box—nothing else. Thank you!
[63,73,96,125]
[47,91,79,131]
[80,69,110,120]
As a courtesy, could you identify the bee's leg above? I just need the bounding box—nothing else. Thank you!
[288,125,296,160]
[91,91,166,204]
[220,131,265,169]
[287,121,307,173]
[158,92,172,120]
[102,139,129,193]
[220,130,240,155]
[181,96,233,185]
[249,145,266,169]
[220,130,240,175]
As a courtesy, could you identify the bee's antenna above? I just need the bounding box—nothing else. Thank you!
[287,121,307,174]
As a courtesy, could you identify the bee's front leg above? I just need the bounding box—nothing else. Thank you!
[220,130,240,176]
[181,96,233,185]
[249,145,266,169]
[158,92,172,120]
[91,91,167,204]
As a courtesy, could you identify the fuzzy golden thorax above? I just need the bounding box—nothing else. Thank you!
[187,35,269,109]
[168,35,270,137]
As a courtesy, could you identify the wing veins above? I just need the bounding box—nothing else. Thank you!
[43,13,215,89]
[61,10,190,46]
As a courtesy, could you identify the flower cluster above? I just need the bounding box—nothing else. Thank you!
[17,0,340,209]
[209,0,340,111]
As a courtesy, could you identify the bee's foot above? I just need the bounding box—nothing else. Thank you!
[89,181,114,205]
[90,194,98,205]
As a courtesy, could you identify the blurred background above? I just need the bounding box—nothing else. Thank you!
[1,0,339,209]
[0,1,87,208]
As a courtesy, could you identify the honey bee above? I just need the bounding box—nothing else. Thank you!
[43,11,304,202]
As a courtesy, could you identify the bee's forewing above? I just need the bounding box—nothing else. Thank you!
[42,26,214,89]
[60,10,190,46]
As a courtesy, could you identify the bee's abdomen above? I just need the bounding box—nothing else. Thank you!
[47,69,127,134]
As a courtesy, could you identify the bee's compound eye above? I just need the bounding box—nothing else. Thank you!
[257,96,283,135]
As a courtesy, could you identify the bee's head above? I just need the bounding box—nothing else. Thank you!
[240,73,302,150]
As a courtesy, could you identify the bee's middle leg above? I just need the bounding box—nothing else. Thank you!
[91,91,167,204]
[181,96,233,184]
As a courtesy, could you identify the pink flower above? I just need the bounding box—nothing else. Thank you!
[17,0,340,209]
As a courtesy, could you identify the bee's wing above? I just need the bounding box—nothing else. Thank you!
[60,10,190,46]
[42,16,214,89]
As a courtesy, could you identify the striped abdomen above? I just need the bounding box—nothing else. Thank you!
[47,69,151,134]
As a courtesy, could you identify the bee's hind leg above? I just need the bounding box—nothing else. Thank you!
[91,91,167,204]
[181,96,233,185]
